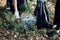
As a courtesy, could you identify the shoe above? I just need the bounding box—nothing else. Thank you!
[56,30,60,37]
[46,30,54,37]
[53,25,57,29]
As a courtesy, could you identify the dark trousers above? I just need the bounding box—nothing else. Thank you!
[7,0,14,14]
[7,0,24,14]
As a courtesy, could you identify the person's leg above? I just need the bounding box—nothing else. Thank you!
[17,0,24,15]
[8,0,14,14]
[7,0,9,7]
[13,0,20,19]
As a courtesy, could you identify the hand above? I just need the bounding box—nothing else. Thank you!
[14,11,20,19]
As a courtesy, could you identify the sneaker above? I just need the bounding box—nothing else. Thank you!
[53,25,57,29]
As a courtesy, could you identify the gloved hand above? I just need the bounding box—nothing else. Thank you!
[14,11,20,19]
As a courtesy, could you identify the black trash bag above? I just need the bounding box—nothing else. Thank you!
[53,0,60,29]
[34,0,50,29]
[17,0,30,11]
[17,0,25,11]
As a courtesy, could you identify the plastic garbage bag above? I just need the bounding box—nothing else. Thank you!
[34,0,50,29]
[17,0,25,11]
[17,0,30,11]
[21,13,36,26]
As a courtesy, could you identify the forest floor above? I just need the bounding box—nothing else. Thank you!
[0,1,59,40]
